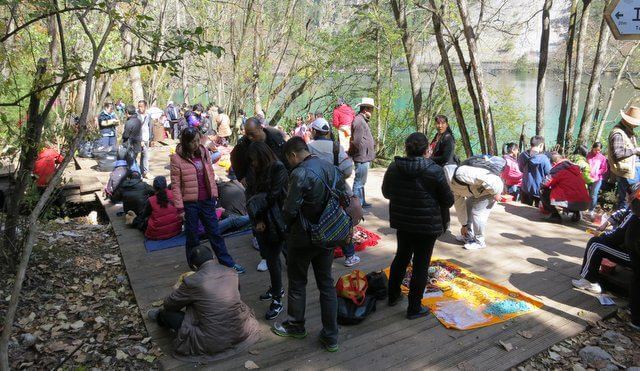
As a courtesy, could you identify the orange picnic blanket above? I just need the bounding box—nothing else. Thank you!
[384,259,543,330]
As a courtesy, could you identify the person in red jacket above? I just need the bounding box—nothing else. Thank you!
[541,152,591,223]
[138,176,183,240]
[34,146,64,188]
[331,98,355,151]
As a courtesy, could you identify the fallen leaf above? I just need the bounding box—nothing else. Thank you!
[244,360,260,369]
[518,330,533,339]
[141,337,151,344]
[248,349,260,355]
[95,316,105,324]
[70,320,85,330]
[498,340,513,352]
[115,349,128,360]
[151,300,163,307]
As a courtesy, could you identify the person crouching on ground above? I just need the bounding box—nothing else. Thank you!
[445,156,506,250]
[245,142,288,320]
[540,152,590,223]
[137,176,183,240]
[382,132,454,319]
[147,245,261,363]
[111,169,154,228]
[170,126,245,274]
[572,184,639,304]
[271,137,348,352]
[518,135,551,207]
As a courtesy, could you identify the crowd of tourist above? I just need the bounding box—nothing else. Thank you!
[88,95,640,362]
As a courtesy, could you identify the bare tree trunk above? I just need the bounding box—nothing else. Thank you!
[451,37,485,154]
[252,2,263,115]
[536,0,553,136]
[596,42,640,141]
[557,0,578,147]
[375,0,383,149]
[577,2,610,147]
[456,0,496,154]
[565,0,592,151]
[391,0,428,131]
[431,0,472,157]
[120,26,145,103]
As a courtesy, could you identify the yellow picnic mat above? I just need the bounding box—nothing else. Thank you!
[384,259,543,330]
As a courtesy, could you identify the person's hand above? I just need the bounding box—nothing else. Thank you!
[460,225,469,238]
[255,221,266,232]
[178,212,185,221]
[597,220,610,232]
[494,194,502,202]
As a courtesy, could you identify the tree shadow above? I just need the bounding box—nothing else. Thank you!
[501,232,583,259]
[502,202,592,232]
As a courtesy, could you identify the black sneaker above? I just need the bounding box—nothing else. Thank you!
[388,296,403,307]
[319,336,339,352]
[406,306,430,320]
[265,300,283,320]
[260,287,285,301]
[271,321,307,339]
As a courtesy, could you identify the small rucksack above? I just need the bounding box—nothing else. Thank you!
[337,295,377,325]
[460,155,503,176]
[336,269,368,305]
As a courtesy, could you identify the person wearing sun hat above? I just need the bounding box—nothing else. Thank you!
[608,105,640,209]
[349,97,376,208]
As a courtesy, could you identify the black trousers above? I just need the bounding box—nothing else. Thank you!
[521,191,540,208]
[286,233,338,344]
[256,232,284,297]
[631,246,640,325]
[388,231,437,314]
[579,235,631,282]
[157,309,185,331]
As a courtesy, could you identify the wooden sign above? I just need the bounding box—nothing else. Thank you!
[605,0,640,40]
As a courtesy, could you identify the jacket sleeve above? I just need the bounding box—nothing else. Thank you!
[542,156,552,176]
[283,168,306,225]
[433,166,455,209]
[431,135,454,165]
[267,163,289,206]
[473,171,504,196]
[381,166,393,199]
[163,280,195,311]
[332,108,342,129]
[348,119,361,156]
[111,185,124,203]
[170,155,184,210]
[140,199,152,220]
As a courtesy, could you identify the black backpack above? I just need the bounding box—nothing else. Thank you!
[460,155,503,176]
[337,295,377,325]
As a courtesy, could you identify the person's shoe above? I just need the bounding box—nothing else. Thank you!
[232,264,246,274]
[388,296,403,307]
[455,234,471,244]
[319,336,339,352]
[266,299,283,320]
[252,237,260,251]
[464,239,486,250]
[571,278,602,294]
[147,308,160,321]
[260,287,285,301]
[407,306,430,320]
[571,212,582,222]
[272,321,307,339]
[544,213,563,223]
[257,259,268,272]
[344,255,361,267]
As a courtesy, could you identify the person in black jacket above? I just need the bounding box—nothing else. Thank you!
[271,137,348,352]
[122,105,143,157]
[230,117,286,182]
[111,170,154,227]
[245,142,288,321]
[382,132,455,320]
[429,115,457,167]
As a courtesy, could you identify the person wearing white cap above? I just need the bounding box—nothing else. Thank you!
[308,118,360,267]
[349,98,376,208]
[608,106,640,209]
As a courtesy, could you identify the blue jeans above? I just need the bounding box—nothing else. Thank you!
[184,198,235,268]
[617,165,640,209]
[589,179,602,211]
[218,214,250,234]
[353,162,370,206]
[343,242,355,258]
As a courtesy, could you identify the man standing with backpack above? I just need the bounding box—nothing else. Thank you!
[445,156,506,250]
[271,137,350,353]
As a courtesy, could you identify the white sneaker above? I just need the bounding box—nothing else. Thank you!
[344,255,361,267]
[464,238,486,250]
[252,237,260,251]
[455,235,470,244]
[571,278,602,294]
[257,259,268,272]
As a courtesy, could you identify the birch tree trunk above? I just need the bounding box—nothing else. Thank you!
[455,0,496,154]
[557,0,579,147]
[577,2,611,147]
[565,0,592,151]
[431,0,472,157]
[375,0,383,148]
[536,0,553,136]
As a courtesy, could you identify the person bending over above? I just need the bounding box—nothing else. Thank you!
[147,245,261,363]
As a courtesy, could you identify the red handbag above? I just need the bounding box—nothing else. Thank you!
[336,270,368,305]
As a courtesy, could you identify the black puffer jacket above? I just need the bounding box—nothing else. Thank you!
[246,161,289,243]
[111,177,154,215]
[283,155,348,247]
[382,156,454,235]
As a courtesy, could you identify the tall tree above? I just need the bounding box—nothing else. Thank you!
[455,0,497,154]
[391,0,428,131]
[536,0,553,136]
[565,0,592,151]
[577,1,611,147]
[430,0,472,156]
[557,0,579,147]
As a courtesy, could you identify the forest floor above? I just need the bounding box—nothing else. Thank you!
[0,212,162,370]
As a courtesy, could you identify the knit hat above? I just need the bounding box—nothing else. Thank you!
[311,118,330,133]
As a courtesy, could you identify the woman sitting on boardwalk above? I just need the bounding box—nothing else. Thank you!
[136,176,183,241]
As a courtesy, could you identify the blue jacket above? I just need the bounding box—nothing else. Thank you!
[518,150,551,198]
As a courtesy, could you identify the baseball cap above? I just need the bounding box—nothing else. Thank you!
[311,118,330,133]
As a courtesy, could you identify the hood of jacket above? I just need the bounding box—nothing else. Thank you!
[522,150,549,166]
[120,177,144,189]
[393,156,434,178]
[551,159,580,177]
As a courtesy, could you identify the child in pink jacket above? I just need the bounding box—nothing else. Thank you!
[586,142,609,214]
[501,142,523,200]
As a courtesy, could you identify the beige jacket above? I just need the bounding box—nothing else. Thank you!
[216,113,232,137]
[164,260,261,363]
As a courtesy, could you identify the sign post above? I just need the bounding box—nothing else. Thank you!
[605,0,640,40]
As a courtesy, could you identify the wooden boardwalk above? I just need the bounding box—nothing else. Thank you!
[76,147,621,370]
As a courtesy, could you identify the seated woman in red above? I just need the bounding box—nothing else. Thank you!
[141,176,183,240]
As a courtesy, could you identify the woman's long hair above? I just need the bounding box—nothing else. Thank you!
[180,126,201,157]
[153,176,170,208]
[247,141,278,192]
